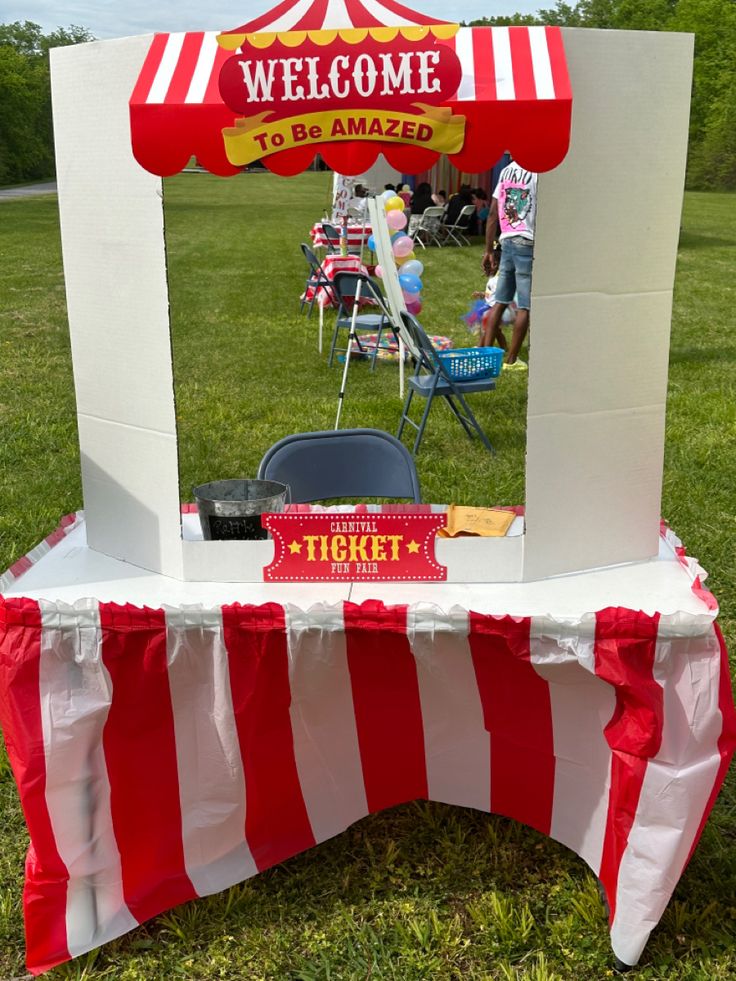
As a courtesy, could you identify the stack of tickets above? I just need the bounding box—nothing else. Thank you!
[438,506,516,538]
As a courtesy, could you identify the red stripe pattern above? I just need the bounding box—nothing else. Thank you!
[594,608,662,923]
[99,604,197,922]
[0,589,732,974]
[468,613,556,835]
[222,603,316,869]
[0,598,70,974]
[683,622,736,867]
[222,0,449,35]
[509,27,537,101]
[344,601,428,812]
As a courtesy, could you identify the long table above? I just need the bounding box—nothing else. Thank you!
[0,513,734,974]
[310,221,373,251]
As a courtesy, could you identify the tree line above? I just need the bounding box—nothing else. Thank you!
[0,21,92,185]
[1,3,734,189]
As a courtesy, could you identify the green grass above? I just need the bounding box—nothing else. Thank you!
[0,175,734,980]
[163,172,526,509]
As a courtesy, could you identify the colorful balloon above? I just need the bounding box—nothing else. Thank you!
[399,273,422,294]
[386,209,408,230]
[395,251,416,266]
[374,264,384,278]
[401,259,424,278]
[385,195,405,212]
[382,189,395,201]
[392,235,414,258]
[406,297,423,315]
[367,235,376,251]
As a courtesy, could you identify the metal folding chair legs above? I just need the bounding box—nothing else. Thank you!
[443,227,471,247]
[397,379,495,455]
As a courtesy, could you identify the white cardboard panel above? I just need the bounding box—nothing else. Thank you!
[527,291,672,417]
[524,407,664,580]
[51,37,184,578]
[51,37,177,433]
[180,535,523,584]
[367,197,418,356]
[533,29,694,298]
[182,540,274,582]
[4,522,352,607]
[77,415,184,577]
[523,28,692,581]
[436,536,523,583]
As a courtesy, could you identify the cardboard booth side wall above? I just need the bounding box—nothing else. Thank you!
[524,28,693,580]
[51,35,185,580]
[49,28,693,584]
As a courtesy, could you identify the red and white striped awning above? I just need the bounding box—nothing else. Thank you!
[219,0,453,45]
[130,22,572,178]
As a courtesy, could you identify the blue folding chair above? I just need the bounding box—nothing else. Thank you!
[397,313,497,456]
[321,222,363,256]
[257,428,421,503]
[300,242,335,318]
[328,272,393,371]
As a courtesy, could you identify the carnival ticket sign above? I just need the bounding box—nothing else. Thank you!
[219,35,465,165]
[263,511,447,581]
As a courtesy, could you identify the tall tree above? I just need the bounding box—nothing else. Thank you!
[0,21,94,185]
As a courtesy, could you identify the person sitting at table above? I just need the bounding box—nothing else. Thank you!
[410,182,435,215]
[398,183,413,207]
[473,188,490,236]
[432,189,447,209]
[445,184,474,226]
[349,183,369,215]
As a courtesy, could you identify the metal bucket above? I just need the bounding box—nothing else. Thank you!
[193,479,289,541]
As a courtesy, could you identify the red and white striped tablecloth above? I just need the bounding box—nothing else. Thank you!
[310,223,373,251]
[303,253,369,308]
[0,518,734,975]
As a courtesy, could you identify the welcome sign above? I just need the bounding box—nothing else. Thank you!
[219,35,466,165]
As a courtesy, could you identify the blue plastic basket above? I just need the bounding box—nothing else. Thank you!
[437,346,504,381]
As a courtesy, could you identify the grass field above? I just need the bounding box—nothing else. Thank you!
[0,173,734,980]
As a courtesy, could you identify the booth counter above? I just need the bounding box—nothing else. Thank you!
[1,513,733,974]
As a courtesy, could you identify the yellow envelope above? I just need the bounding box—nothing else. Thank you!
[438,505,516,538]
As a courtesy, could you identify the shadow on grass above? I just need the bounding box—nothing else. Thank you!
[669,347,736,365]
[678,230,736,250]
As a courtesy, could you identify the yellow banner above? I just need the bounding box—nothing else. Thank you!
[223,105,465,166]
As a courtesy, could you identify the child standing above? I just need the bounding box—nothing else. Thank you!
[462,274,517,345]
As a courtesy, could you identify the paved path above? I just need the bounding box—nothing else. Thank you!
[0,181,57,201]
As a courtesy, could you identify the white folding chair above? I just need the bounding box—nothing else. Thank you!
[409,206,446,249]
[442,204,476,246]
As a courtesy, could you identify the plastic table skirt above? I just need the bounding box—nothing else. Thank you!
[0,513,734,975]
[310,222,373,251]
[302,253,369,309]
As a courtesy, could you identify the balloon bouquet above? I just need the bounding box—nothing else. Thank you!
[368,190,424,317]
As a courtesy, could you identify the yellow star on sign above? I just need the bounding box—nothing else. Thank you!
[288,540,302,554]
[406,540,420,554]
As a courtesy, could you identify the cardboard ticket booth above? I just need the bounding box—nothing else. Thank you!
[51,1,689,585]
[0,1,734,976]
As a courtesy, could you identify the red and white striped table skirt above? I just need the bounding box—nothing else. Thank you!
[310,223,373,251]
[0,584,734,974]
[302,253,369,308]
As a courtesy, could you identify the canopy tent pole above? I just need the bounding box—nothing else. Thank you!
[334,278,362,430]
